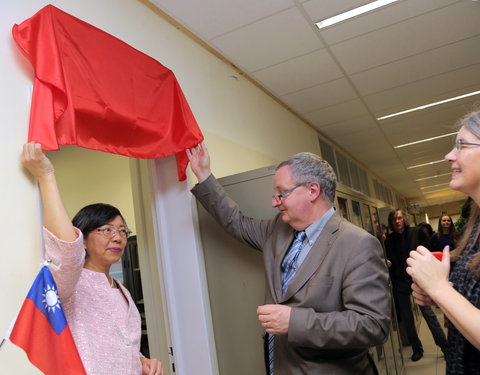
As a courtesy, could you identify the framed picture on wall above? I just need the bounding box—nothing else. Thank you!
[371,207,381,238]
[351,201,363,228]
[362,203,373,235]
[337,197,349,220]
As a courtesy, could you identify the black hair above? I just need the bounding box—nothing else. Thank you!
[387,209,409,232]
[418,222,434,238]
[72,203,126,237]
[381,223,389,234]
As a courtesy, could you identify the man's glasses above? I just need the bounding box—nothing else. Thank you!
[455,139,480,151]
[272,184,306,203]
[95,227,132,239]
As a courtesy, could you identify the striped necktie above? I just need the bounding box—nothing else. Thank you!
[268,230,307,375]
[281,230,307,295]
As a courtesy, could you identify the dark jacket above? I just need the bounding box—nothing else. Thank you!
[385,226,428,281]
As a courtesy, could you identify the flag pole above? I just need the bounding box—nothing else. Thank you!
[0,310,19,351]
[0,181,47,352]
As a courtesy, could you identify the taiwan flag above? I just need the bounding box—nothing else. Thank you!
[9,266,86,375]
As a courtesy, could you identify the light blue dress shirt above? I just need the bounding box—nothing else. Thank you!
[296,206,335,267]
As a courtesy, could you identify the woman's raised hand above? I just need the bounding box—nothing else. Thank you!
[21,142,76,241]
[21,142,54,180]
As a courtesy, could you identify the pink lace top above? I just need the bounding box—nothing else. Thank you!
[44,227,142,375]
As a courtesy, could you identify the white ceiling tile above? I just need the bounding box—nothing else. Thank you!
[305,99,370,128]
[356,145,398,164]
[252,49,342,95]
[309,0,458,45]
[410,164,452,181]
[145,0,480,205]
[365,64,480,115]
[368,160,406,176]
[379,104,464,138]
[150,0,294,39]
[317,115,377,139]
[417,175,452,188]
[351,35,480,96]
[329,1,480,74]
[210,7,321,71]
[367,162,407,179]
[413,172,451,183]
[280,78,357,114]
[422,193,468,208]
[395,138,453,166]
[394,182,421,194]
[420,183,452,194]
[332,126,385,150]
[406,160,451,173]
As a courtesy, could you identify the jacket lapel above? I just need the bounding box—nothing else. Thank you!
[279,213,341,302]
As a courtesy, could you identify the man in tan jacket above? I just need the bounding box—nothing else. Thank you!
[187,143,390,375]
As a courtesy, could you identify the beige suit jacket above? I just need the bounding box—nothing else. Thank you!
[192,175,391,375]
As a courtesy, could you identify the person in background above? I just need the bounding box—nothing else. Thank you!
[381,224,389,242]
[21,142,163,375]
[430,215,458,252]
[187,142,391,375]
[373,214,386,253]
[418,222,434,243]
[385,209,447,361]
[407,110,480,374]
[381,224,392,267]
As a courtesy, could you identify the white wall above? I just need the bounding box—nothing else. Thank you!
[1,2,47,373]
[0,0,319,373]
[49,146,136,234]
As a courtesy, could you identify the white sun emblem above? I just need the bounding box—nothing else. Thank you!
[42,284,62,313]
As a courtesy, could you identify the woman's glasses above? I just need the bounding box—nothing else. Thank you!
[95,227,132,239]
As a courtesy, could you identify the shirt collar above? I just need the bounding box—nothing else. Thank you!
[304,206,335,245]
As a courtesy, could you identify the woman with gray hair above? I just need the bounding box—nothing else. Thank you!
[407,110,480,374]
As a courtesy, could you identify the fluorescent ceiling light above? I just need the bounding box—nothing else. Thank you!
[315,0,399,29]
[407,160,444,169]
[415,173,451,182]
[422,187,451,194]
[394,132,458,149]
[377,90,480,121]
[420,183,450,190]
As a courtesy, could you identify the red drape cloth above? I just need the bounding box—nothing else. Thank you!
[12,5,203,180]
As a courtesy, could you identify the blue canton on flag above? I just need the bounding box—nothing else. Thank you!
[27,266,67,335]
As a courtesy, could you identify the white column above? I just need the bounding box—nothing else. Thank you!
[130,155,218,375]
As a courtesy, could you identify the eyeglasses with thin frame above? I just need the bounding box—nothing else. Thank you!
[272,184,307,203]
[454,139,480,151]
[95,227,132,239]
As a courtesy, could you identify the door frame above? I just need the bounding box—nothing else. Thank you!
[130,156,218,375]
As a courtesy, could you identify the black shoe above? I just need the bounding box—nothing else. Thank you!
[411,351,423,362]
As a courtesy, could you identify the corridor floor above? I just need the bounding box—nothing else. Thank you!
[404,307,447,375]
